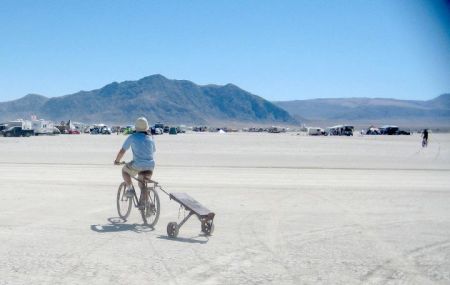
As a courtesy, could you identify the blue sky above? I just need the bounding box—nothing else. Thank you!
[0,0,449,102]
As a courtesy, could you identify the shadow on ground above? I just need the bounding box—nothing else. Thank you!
[90,217,155,233]
[157,235,209,244]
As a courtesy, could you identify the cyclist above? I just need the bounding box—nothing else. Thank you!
[422,129,429,147]
[114,117,156,208]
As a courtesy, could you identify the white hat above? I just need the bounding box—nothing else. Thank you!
[135,117,149,132]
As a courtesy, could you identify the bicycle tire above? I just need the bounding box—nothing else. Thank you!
[117,182,132,220]
[140,187,160,227]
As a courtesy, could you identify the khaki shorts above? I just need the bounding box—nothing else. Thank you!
[122,162,153,177]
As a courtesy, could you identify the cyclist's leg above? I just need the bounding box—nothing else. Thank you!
[122,162,138,188]
[122,169,132,187]
[138,170,153,206]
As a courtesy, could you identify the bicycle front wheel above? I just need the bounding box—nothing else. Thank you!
[117,182,132,220]
[140,187,160,227]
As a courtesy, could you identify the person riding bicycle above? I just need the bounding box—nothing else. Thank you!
[422,129,429,147]
[114,117,156,208]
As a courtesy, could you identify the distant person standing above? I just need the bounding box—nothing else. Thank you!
[422,129,429,147]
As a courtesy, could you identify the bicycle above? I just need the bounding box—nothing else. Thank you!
[115,162,162,227]
[422,137,428,148]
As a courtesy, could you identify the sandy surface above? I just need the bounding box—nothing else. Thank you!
[0,132,449,285]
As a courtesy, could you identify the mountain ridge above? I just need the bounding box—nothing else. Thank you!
[274,94,450,128]
[1,75,448,128]
[0,75,296,125]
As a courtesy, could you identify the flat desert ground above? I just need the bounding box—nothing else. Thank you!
[0,132,449,285]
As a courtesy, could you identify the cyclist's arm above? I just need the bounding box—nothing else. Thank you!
[115,136,132,164]
[114,148,126,164]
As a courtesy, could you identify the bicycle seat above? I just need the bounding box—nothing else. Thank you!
[138,170,152,176]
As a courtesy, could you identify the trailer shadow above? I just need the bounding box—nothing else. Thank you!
[157,235,209,244]
[90,217,155,234]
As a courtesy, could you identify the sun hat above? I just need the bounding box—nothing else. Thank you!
[135,117,149,132]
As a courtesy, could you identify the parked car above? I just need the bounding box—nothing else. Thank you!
[68,129,80,134]
[176,125,186,133]
[169,127,178,135]
[307,127,326,136]
[89,127,100,134]
[366,127,380,135]
[0,124,8,132]
[53,127,61,135]
[379,126,399,135]
[268,126,286,133]
[121,126,135,135]
[150,127,163,135]
[327,125,354,136]
[193,126,207,132]
[101,127,112,135]
[1,126,34,137]
[396,130,411,135]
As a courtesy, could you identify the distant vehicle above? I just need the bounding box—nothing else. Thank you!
[379,125,399,135]
[89,125,111,135]
[1,126,34,137]
[150,127,163,135]
[176,125,186,133]
[111,126,121,133]
[8,120,32,129]
[268,126,286,133]
[193,126,207,132]
[396,130,411,135]
[121,125,135,135]
[68,129,80,135]
[221,127,238,132]
[377,126,410,135]
[163,126,170,133]
[101,127,112,135]
[53,127,61,135]
[366,127,380,135]
[31,120,54,136]
[248,127,264,132]
[169,127,178,135]
[327,125,354,136]
[90,127,100,134]
[307,127,326,136]
[0,124,8,132]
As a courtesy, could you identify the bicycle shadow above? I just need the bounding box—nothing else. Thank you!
[90,217,155,234]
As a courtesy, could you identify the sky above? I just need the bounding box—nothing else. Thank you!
[0,0,449,102]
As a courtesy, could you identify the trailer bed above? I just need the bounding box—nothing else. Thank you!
[169,192,213,217]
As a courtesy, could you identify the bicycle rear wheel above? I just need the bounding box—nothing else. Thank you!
[117,182,132,220]
[140,187,160,227]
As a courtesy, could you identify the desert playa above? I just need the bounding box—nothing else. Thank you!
[0,133,449,284]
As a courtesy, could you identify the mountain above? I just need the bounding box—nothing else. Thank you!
[0,94,49,120]
[0,75,296,125]
[274,94,450,128]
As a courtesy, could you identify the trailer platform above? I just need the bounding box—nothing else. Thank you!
[166,192,215,238]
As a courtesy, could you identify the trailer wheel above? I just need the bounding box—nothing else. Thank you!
[201,220,214,235]
[167,222,179,238]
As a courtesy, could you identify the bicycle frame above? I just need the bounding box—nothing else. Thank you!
[130,175,170,196]
[128,176,169,207]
